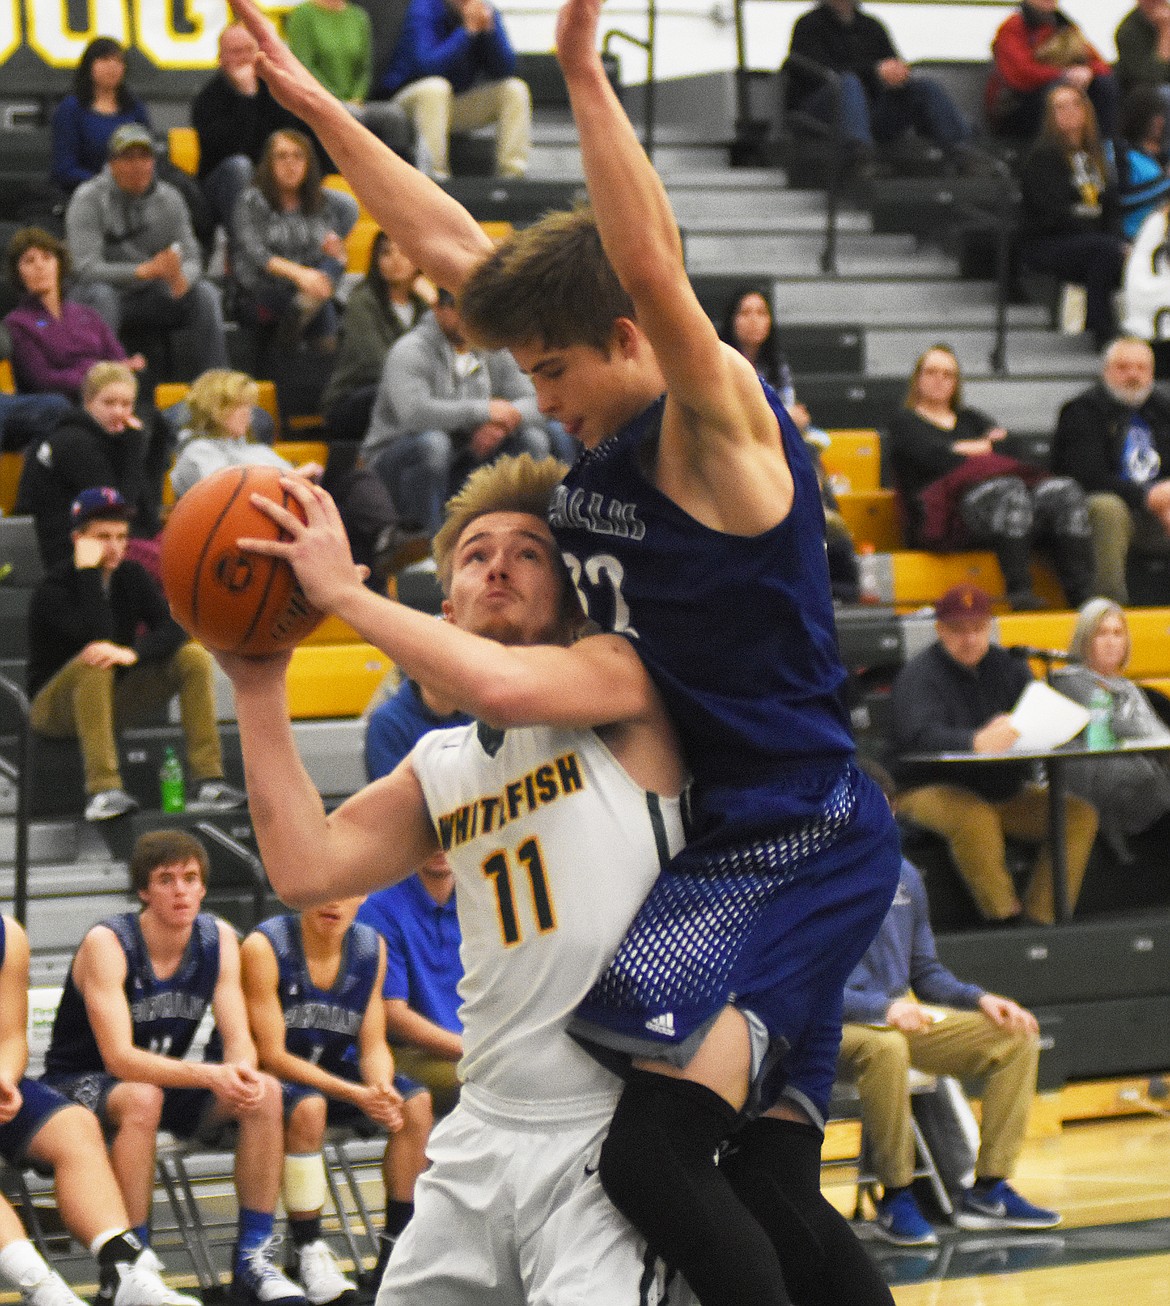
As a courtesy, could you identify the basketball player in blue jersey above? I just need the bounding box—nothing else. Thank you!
[231,0,901,1298]
[0,913,197,1306]
[241,899,434,1300]
[41,831,311,1306]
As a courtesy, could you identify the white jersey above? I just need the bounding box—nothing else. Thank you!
[410,721,685,1122]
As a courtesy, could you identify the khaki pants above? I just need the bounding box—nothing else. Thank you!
[29,643,223,796]
[392,1044,460,1119]
[838,1012,1039,1190]
[1087,491,1170,605]
[392,76,531,178]
[896,783,1098,923]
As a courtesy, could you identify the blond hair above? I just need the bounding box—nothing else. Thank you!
[458,206,635,352]
[83,360,136,403]
[432,454,575,615]
[1069,598,1130,669]
[187,369,259,440]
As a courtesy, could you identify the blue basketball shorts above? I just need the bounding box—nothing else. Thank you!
[0,1078,75,1164]
[281,1072,426,1126]
[569,762,901,1125]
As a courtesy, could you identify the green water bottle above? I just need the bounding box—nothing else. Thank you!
[1085,688,1116,751]
[160,745,186,812]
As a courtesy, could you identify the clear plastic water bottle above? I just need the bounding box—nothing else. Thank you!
[857,542,882,605]
[160,745,186,812]
[1085,688,1116,751]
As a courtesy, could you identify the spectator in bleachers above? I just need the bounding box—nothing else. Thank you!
[987,1,1117,141]
[0,910,199,1306]
[170,369,322,500]
[1121,203,1170,380]
[1016,86,1125,351]
[891,583,1099,925]
[838,767,1056,1247]
[1116,2,1170,134]
[49,37,151,196]
[719,285,860,601]
[375,0,531,181]
[50,38,213,251]
[784,0,972,172]
[1116,87,1170,239]
[15,362,164,568]
[65,126,228,381]
[25,486,245,821]
[230,130,354,353]
[362,289,565,534]
[888,344,1094,611]
[241,897,433,1301]
[0,391,70,455]
[1052,598,1170,858]
[1051,337,1170,603]
[322,232,434,442]
[4,228,147,400]
[285,0,419,164]
[192,22,309,233]
[41,829,307,1306]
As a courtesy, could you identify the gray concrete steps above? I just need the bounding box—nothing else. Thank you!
[962,376,1089,432]
[864,327,1098,380]
[773,277,1051,328]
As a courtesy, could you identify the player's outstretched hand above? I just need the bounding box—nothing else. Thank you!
[556,0,604,79]
[240,477,365,616]
[230,0,334,122]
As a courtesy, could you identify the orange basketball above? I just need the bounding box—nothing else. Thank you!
[160,465,323,655]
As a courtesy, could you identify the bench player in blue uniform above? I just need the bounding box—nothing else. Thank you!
[230,0,902,1299]
[0,913,197,1306]
[42,830,309,1306]
[241,901,433,1300]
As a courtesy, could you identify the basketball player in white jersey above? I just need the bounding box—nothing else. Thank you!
[219,456,694,1305]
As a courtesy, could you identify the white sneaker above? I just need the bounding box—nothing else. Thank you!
[294,1241,356,1305]
[112,1250,201,1306]
[21,1270,87,1306]
[233,1238,309,1306]
[84,789,140,821]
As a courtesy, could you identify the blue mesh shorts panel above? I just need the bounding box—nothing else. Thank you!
[571,765,901,1121]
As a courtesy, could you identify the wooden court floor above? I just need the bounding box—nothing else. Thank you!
[823,1113,1170,1303]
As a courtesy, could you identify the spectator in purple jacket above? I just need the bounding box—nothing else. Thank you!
[4,227,146,400]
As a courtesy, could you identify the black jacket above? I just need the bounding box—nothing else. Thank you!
[15,408,148,568]
[786,3,899,107]
[1051,381,1170,512]
[192,73,322,179]
[891,641,1034,800]
[1018,141,1120,243]
[27,557,188,698]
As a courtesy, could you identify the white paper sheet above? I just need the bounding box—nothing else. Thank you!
[1008,680,1090,752]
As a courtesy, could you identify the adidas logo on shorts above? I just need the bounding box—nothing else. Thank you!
[645,1012,676,1037]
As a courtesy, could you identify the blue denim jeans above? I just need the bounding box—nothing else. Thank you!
[800,72,971,151]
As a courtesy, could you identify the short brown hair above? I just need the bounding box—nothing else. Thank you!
[458,207,635,353]
[130,829,210,893]
[7,227,70,295]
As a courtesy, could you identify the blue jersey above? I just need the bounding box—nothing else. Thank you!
[550,385,854,840]
[44,911,220,1077]
[257,914,381,1082]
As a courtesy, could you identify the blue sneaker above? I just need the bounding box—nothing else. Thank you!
[873,1190,939,1246]
[954,1180,1061,1231]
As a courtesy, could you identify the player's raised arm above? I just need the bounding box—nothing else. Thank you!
[221,650,440,907]
[230,0,494,293]
[555,0,778,453]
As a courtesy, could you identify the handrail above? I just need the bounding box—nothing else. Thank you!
[193,820,268,931]
[0,676,30,927]
[603,0,657,161]
[780,51,843,275]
